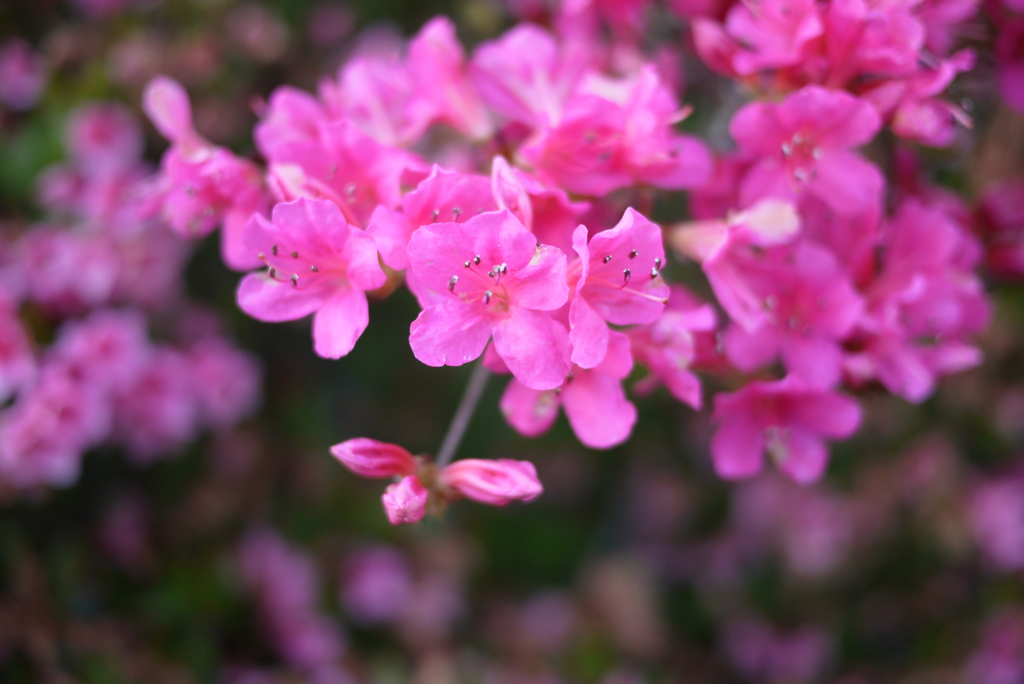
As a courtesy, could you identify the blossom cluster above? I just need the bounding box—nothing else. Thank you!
[0,102,261,489]
[112,1,1000,524]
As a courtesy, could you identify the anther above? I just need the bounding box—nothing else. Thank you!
[452,207,462,217]
[651,267,659,279]
[623,268,631,283]
[812,147,823,160]
[310,265,319,272]
[781,142,793,155]
[484,290,493,305]
[291,251,298,259]
[464,260,471,268]
[473,255,481,265]
[498,263,507,274]
[345,182,356,197]
[654,257,662,269]
[290,274,298,287]
[488,271,495,278]
[566,372,575,383]
[603,255,613,263]
[432,210,440,221]
[448,275,458,291]
[272,245,278,256]
[629,250,638,259]
[257,252,266,260]
[268,267,277,279]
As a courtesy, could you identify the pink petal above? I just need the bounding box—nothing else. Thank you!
[809,152,884,215]
[710,414,766,480]
[781,335,844,388]
[409,299,493,367]
[724,321,781,371]
[312,289,370,359]
[773,428,828,484]
[492,308,571,390]
[569,295,610,369]
[561,369,637,449]
[236,272,326,322]
[142,76,196,146]
[367,205,413,271]
[499,379,560,438]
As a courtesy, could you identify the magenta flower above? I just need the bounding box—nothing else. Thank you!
[706,240,864,387]
[367,166,496,272]
[407,209,571,390]
[568,208,669,369]
[500,329,638,449]
[0,38,46,111]
[0,296,36,403]
[439,458,543,505]
[725,0,823,74]
[711,377,862,484]
[730,86,883,215]
[236,198,387,359]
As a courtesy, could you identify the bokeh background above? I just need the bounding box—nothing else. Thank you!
[3,1,1024,683]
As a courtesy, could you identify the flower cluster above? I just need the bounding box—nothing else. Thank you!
[0,102,260,490]
[110,2,992,523]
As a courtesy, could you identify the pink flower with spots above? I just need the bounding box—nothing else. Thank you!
[500,329,638,449]
[236,198,387,359]
[568,207,669,369]
[730,86,883,215]
[710,377,862,484]
[407,209,571,390]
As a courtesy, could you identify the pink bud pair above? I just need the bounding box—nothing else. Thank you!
[330,438,543,524]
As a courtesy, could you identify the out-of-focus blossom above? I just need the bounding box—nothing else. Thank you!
[0,39,46,111]
[340,546,413,625]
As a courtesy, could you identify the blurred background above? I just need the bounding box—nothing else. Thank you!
[2,1,1024,683]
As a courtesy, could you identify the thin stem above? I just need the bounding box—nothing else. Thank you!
[435,361,491,468]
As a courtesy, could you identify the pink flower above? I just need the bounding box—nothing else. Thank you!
[113,347,197,464]
[236,198,386,359]
[382,476,429,524]
[340,546,413,625]
[265,119,425,228]
[12,227,120,316]
[724,0,823,75]
[968,477,1024,571]
[730,86,883,215]
[439,458,544,505]
[186,336,262,430]
[500,329,638,449]
[65,103,143,177]
[706,240,864,387]
[142,76,266,270]
[407,209,571,390]
[710,377,862,484]
[329,437,419,478]
[470,23,586,128]
[367,166,496,272]
[568,208,669,369]
[407,17,493,140]
[627,289,718,409]
[521,67,711,196]
[50,307,149,395]
[0,39,46,111]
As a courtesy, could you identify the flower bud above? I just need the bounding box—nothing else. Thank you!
[330,438,418,478]
[439,458,543,505]
[382,476,428,524]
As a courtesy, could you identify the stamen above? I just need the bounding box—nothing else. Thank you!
[603,255,613,263]
[452,207,462,218]
[654,257,662,269]
[310,265,319,272]
[345,182,356,197]
[268,267,277,279]
[483,290,493,305]
[473,255,481,265]
[449,275,458,291]
[650,267,659,279]
[290,274,299,287]
[272,245,278,256]
[432,210,440,221]
[464,260,471,268]
[629,250,638,259]
[291,251,298,259]
[257,252,266,260]
[623,268,631,283]
[566,372,575,383]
